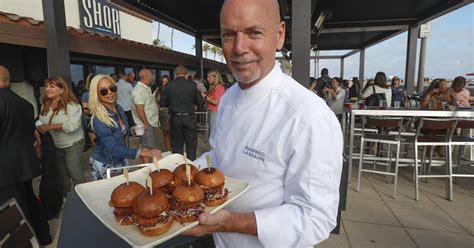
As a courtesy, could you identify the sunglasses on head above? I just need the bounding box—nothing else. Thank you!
[99,85,118,96]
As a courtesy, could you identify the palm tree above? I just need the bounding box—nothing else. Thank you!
[153,38,164,47]
[203,43,211,58]
[210,46,219,60]
[217,48,224,62]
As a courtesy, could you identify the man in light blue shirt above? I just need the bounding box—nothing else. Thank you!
[116,72,134,127]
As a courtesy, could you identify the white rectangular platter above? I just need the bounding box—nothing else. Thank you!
[75,153,250,247]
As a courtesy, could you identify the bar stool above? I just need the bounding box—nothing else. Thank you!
[450,119,474,198]
[404,118,457,201]
[357,117,403,198]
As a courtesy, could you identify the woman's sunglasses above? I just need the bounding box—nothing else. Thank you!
[99,85,118,96]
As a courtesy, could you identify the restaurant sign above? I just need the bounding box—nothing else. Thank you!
[79,0,121,37]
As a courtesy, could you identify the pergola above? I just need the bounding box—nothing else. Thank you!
[104,0,471,93]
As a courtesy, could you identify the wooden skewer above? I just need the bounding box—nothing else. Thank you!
[123,169,129,186]
[183,153,191,186]
[206,155,211,172]
[147,175,153,195]
[153,157,160,171]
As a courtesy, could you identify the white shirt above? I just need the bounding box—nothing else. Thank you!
[131,81,160,127]
[194,65,343,248]
[116,79,133,111]
[361,85,392,107]
[326,87,346,115]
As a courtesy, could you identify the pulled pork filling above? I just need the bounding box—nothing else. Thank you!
[206,188,228,201]
[114,207,133,217]
[170,198,205,218]
[133,211,171,228]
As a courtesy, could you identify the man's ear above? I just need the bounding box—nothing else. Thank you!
[276,21,286,50]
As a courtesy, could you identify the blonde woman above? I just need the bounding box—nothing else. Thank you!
[88,75,161,180]
[203,70,225,134]
[37,76,85,196]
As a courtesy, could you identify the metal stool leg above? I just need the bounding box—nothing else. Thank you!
[357,138,365,193]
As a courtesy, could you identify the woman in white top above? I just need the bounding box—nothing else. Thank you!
[361,72,392,106]
[323,77,346,119]
[37,77,85,196]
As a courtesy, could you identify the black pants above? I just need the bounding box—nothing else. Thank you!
[0,181,52,245]
[170,114,198,160]
[125,110,135,128]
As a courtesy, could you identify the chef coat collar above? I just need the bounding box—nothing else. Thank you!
[236,64,282,101]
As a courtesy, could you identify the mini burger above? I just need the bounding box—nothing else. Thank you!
[149,169,175,195]
[170,183,205,223]
[132,189,174,236]
[173,164,199,185]
[195,168,228,206]
[109,182,145,225]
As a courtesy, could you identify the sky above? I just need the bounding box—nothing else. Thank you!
[152,3,473,80]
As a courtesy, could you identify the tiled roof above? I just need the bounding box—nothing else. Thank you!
[0,10,203,59]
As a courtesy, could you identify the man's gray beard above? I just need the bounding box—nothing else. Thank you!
[232,68,260,85]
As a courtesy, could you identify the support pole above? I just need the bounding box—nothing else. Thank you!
[340,58,345,79]
[405,25,419,94]
[42,0,71,82]
[291,0,311,87]
[417,37,427,93]
[195,35,204,79]
[359,49,365,85]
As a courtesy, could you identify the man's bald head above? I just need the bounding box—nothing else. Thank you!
[221,0,281,26]
[220,0,286,87]
[0,66,11,88]
[139,69,152,85]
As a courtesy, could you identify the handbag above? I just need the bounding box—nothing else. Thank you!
[365,85,386,107]
[38,109,63,219]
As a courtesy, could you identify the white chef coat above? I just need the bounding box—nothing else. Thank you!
[194,64,343,248]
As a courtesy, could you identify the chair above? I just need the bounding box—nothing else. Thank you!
[357,117,403,198]
[404,118,457,201]
[195,111,209,140]
[450,119,474,185]
[0,198,39,248]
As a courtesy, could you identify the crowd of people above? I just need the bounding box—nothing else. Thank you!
[310,68,471,119]
[0,62,231,244]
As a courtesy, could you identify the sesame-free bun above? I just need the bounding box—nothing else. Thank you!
[173,164,199,185]
[133,189,169,218]
[149,169,174,189]
[137,216,174,236]
[110,182,146,208]
[195,167,225,188]
[171,183,204,204]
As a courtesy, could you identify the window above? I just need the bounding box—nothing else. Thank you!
[70,64,84,97]
[94,65,115,75]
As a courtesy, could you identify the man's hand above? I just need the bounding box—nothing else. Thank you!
[182,209,232,236]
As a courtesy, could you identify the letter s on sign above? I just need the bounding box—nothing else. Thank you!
[82,0,93,28]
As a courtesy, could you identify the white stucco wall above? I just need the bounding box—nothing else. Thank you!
[0,0,43,20]
[119,11,153,45]
[0,0,152,45]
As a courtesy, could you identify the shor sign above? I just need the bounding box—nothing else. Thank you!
[79,0,121,37]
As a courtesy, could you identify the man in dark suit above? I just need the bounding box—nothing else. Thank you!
[0,65,52,245]
[161,65,204,160]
